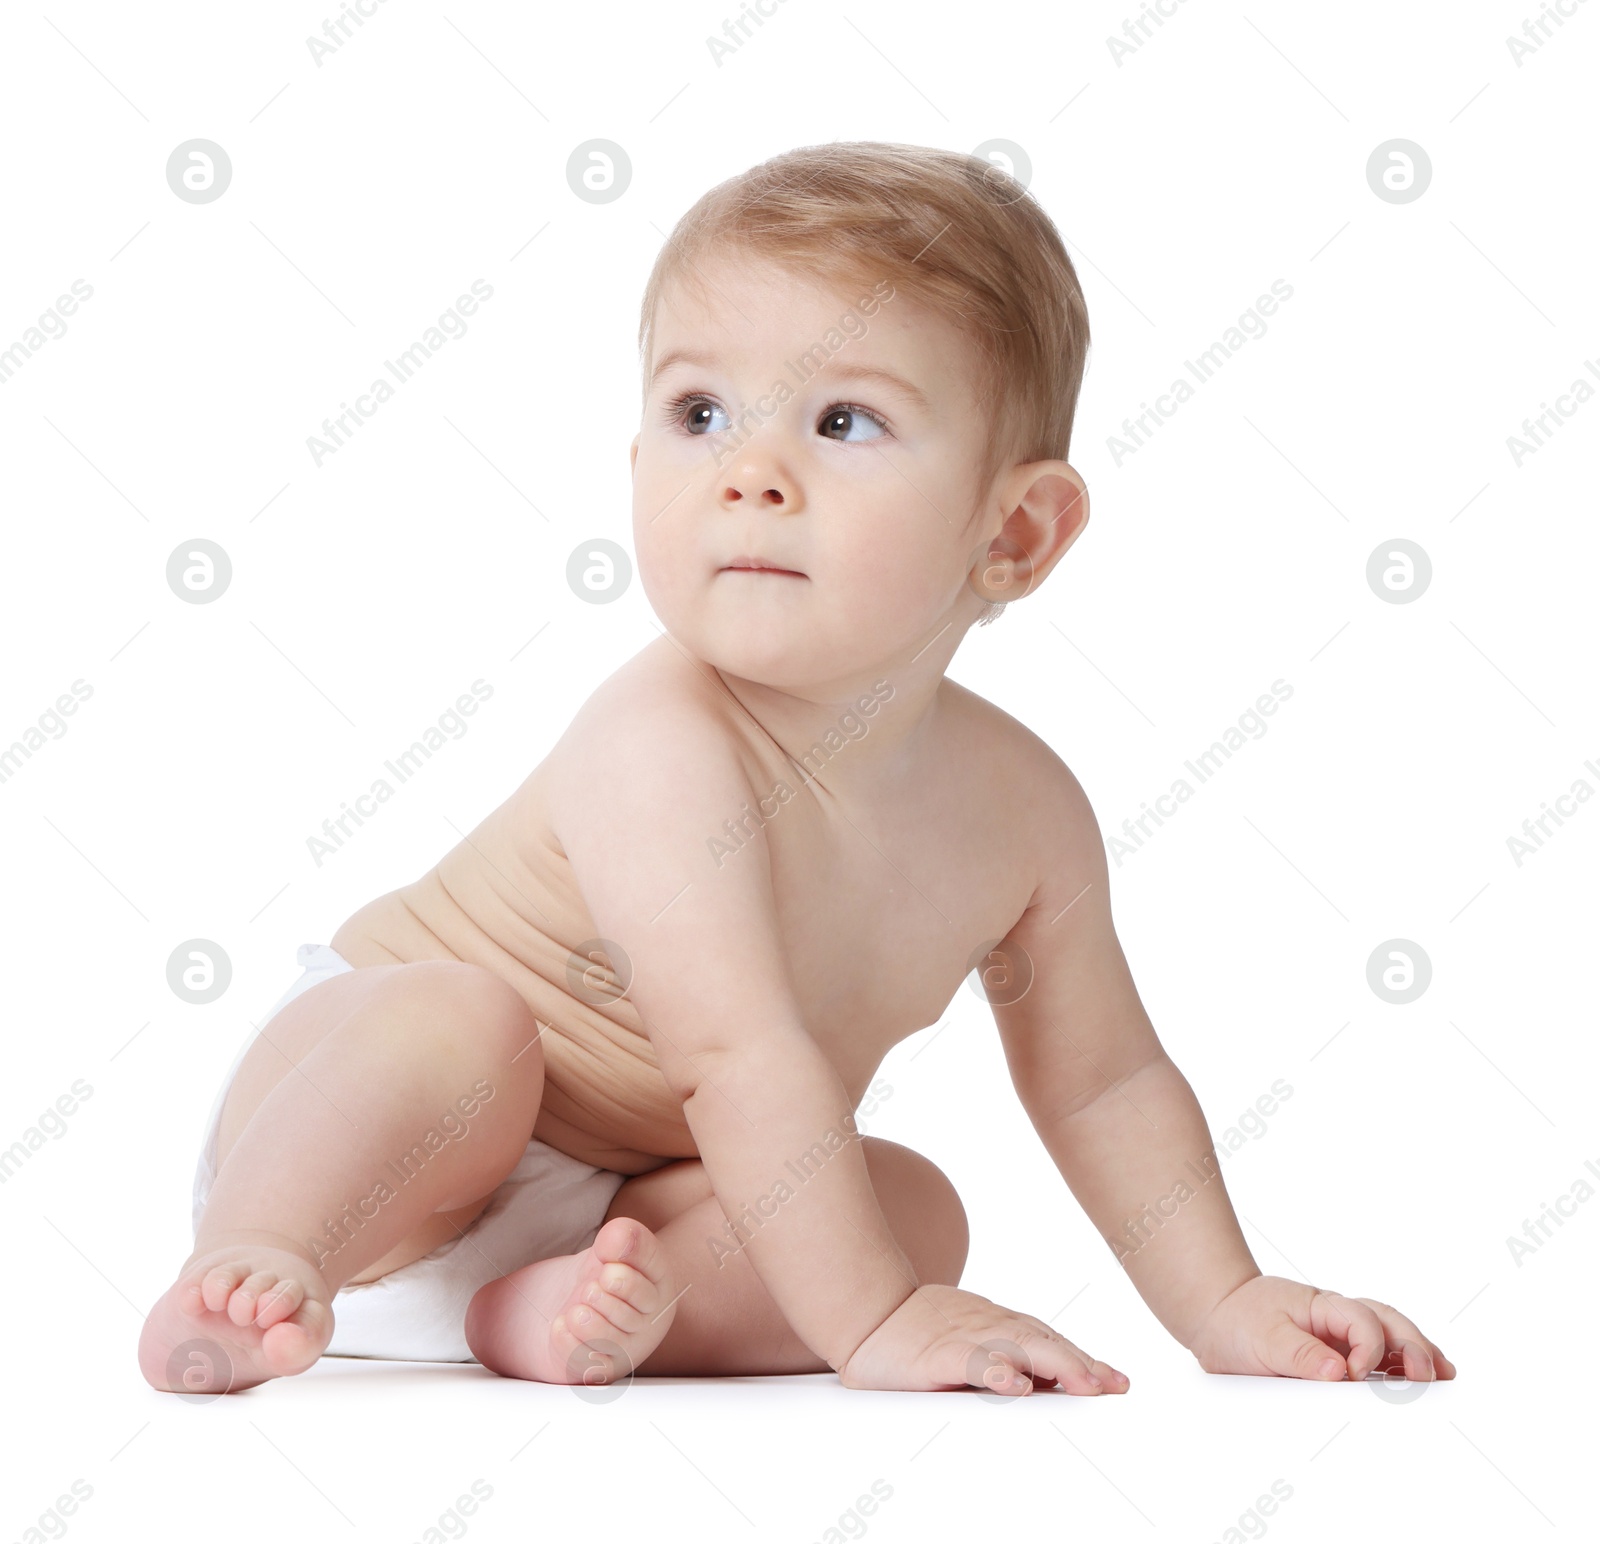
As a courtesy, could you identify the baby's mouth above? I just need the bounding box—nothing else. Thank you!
[719,555,807,577]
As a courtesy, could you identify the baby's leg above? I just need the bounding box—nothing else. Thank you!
[139,961,547,1395]
[464,1135,967,1382]
[630,1136,970,1376]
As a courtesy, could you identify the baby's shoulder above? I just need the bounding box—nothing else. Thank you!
[564,637,744,756]
[937,680,1107,899]
[937,677,1086,804]
[544,639,757,816]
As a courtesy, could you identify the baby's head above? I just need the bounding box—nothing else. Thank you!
[630,141,1091,692]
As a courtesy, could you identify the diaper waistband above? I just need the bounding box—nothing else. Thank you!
[296,942,353,971]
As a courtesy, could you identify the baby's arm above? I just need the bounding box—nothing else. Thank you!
[990,753,1455,1382]
[547,676,1108,1392]
[546,679,917,1371]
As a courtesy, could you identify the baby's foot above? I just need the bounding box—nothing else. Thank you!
[139,1237,336,1395]
[464,1215,680,1385]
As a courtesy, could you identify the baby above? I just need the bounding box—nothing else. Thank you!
[140,141,1455,1398]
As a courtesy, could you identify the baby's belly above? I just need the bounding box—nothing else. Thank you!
[329,880,695,1177]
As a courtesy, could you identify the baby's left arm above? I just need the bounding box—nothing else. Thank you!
[984,756,1456,1385]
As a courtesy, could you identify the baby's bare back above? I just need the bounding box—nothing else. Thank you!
[331,637,1046,1174]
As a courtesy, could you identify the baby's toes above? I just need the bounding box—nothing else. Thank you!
[593,1261,664,1319]
[253,1276,305,1330]
[198,1262,250,1314]
[570,1291,647,1336]
[227,1270,282,1327]
[592,1216,671,1288]
[551,1312,629,1382]
[260,1296,333,1377]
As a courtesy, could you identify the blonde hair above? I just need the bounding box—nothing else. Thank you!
[637,140,1091,547]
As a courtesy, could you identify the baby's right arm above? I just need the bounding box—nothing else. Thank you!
[546,673,1111,1394]
[547,676,915,1370]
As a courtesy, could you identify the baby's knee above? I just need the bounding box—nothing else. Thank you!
[860,1137,969,1284]
[392,961,545,1077]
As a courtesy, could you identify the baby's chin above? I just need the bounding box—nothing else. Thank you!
[673,615,863,692]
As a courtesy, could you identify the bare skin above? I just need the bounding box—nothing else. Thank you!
[141,249,1454,1397]
[139,642,1110,1396]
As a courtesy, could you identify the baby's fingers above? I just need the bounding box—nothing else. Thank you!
[960,1341,1034,1395]
[1352,1298,1455,1381]
[1312,1294,1390,1382]
[1262,1317,1350,1381]
[954,1330,1106,1397]
[1012,1314,1131,1393]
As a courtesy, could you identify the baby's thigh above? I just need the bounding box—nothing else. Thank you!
[602,1154,718,1229]
[212,959,537,1172]
[605,1139,969,1281]
[604,1139,956,1224]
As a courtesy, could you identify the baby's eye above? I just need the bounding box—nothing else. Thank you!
[667,395,733,435]
[818,404,889,443]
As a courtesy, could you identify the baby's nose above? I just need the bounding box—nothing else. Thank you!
[723,482,785,506]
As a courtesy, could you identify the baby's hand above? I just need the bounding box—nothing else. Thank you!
[837,1284,1129,1396]
[1188,1274,1458,1383]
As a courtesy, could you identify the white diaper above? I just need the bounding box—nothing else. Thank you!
[192,942,629,1363]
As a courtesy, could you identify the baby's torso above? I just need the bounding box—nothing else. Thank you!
[330,650,1043,1176]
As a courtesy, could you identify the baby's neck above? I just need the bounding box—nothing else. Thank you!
[711,659,943,801]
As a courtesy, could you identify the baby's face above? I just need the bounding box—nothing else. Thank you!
[631,251,999,692]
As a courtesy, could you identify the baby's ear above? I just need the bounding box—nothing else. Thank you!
[1005,461,1088,550]
[629,433,641,475]
[1052,463,1089,546]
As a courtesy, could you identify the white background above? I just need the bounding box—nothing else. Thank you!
[1,1,1594,1540]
